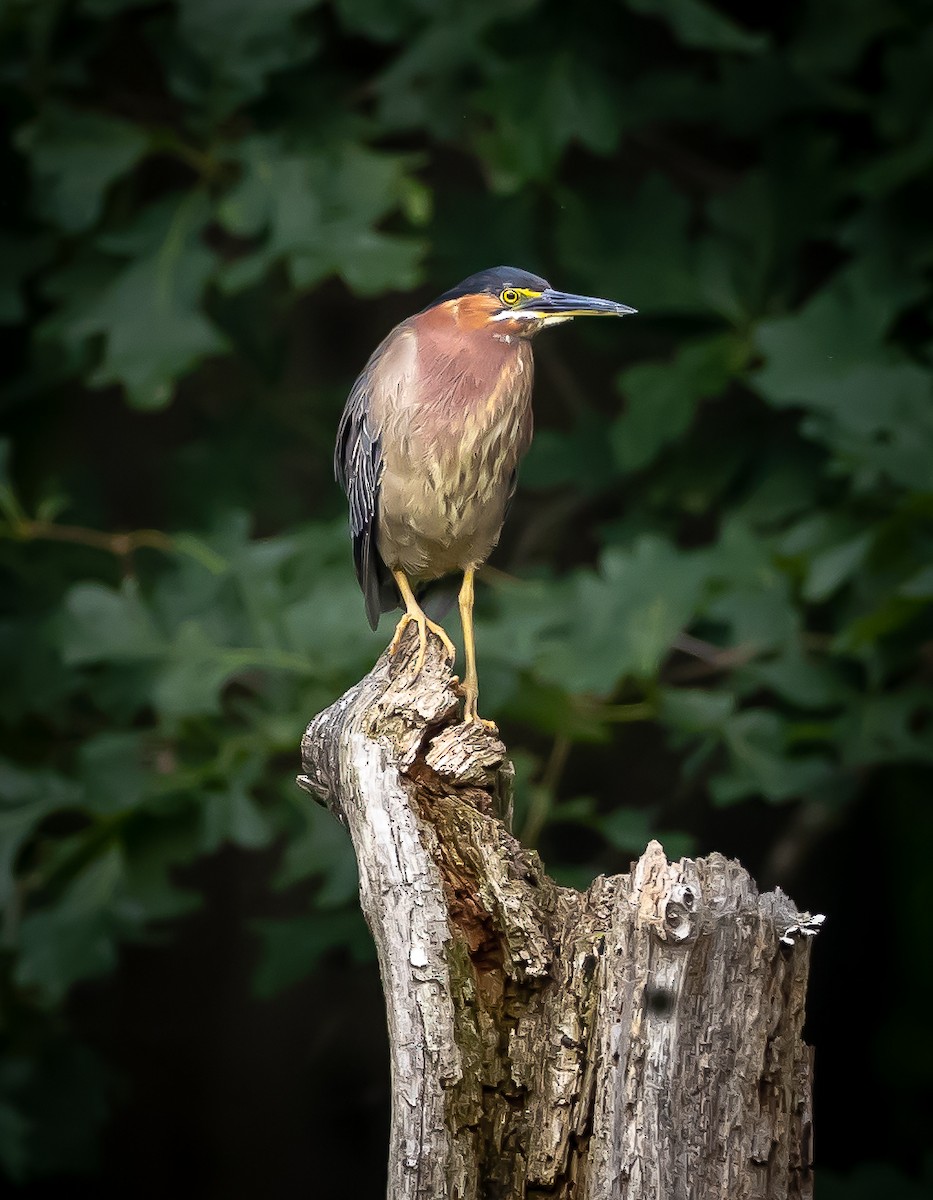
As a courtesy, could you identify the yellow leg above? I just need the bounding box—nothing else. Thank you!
[388,569,456,673]
[458,566,497,730]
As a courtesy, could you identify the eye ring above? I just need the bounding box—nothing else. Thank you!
[500,288,520,307]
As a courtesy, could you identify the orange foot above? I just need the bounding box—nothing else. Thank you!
[388,609,456,673]
[461,683,498,732]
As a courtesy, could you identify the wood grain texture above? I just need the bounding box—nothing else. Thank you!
[299,633,820,1199]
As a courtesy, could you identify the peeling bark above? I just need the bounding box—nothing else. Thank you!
[299,633,820,1200]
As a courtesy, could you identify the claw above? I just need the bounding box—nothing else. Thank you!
[426,618,456,664]
[461,683,497,731]
[388,609,455,674]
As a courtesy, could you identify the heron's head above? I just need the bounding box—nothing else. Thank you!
[426,266,636,339]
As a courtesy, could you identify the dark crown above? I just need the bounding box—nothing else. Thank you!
[427,266,550,309]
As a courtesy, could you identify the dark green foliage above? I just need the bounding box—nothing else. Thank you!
[1,0,931,1187]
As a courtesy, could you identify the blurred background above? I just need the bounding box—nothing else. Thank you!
[1,0,932,1195]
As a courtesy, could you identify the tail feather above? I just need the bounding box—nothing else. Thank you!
[355,534,459,631]
[355,526,395,631]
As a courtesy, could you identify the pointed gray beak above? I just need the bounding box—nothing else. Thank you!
[526,289,637,321]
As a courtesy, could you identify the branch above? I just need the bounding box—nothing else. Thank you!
[299,634,821,1199]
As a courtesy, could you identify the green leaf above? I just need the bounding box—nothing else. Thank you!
[806,365,933,491]
[755,258,924,394]
[476,578,573,671]
[171,533,229,575]
[64,196,227,408]
[14,846,127,1006]
[659,687,735,732]
[757,337,933,491]
[217,136,424,294]
[475,53,621,189]
[372,7,513,138]
[739,648,850,710]
[120,812,202,921]
[712,709,835,805]
[274,799,358,901]
[803,532,872,602]
[837,691,933,768]
[613,335,747,472]
[733,455,822,528]
[900,565,933,598]
[705,579,797,654]
[171,0,323,115]
[0,761,81,907]
[597,806,654,854]
[57,580,165,665]
[856,113,933,198]
[556,175,708,314]
[627,0,766,53]
[837,594,929,651]
[15,105,148,233]
[698,144,840,318]
[200,778,274,853]
[521,414,616,493]
[501,678,617,743]
[332,0,420,39]
[701,520,799,653]
[792,0,906,79]
[534,537,709,694]
[151,620,238,719]
[0,615,79,724]
[77,733,147,816]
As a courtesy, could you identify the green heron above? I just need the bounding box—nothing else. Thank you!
[335,266,635,725]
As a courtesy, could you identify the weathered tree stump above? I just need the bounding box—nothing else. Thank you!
[298,632,821,1200]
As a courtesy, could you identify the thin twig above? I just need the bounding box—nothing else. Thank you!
[9,518,174,557]
[665,634,760,681]
[521,733,572,848]
[761,801,841,889]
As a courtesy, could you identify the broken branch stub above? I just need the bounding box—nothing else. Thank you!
[299,631,820,1200]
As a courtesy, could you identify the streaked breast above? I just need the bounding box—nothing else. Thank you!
[377,326,534,578]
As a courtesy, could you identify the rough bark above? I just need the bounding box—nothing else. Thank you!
[298,632,822,1200]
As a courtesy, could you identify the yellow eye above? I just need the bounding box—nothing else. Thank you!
[500,288,520,307]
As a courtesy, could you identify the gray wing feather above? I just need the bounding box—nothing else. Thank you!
[334,345,396,629]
